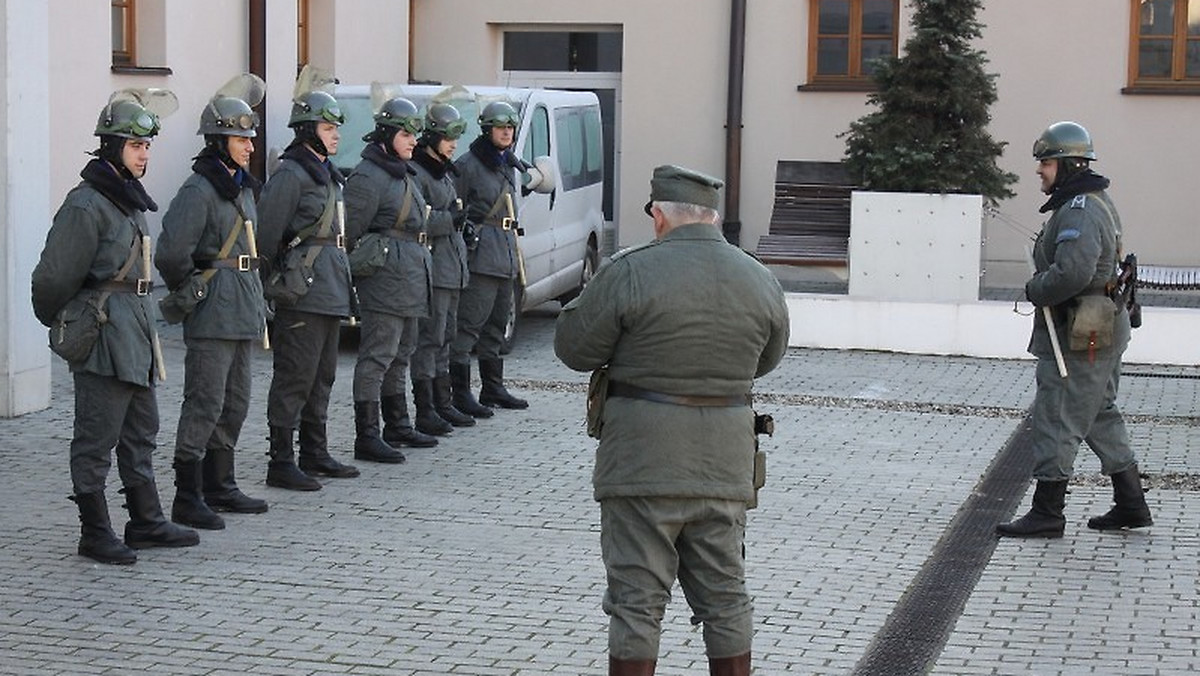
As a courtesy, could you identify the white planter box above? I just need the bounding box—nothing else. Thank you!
[848,191,983,302]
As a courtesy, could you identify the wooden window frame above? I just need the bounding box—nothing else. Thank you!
[801,0,899,92]
[297,0,310,71]
[111,0,136,67]
[1126,0,1200,94]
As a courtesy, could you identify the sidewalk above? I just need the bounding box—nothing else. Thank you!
[0,308,1197,675]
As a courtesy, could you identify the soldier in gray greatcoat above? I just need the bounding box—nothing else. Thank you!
[256,86,360,491]
[409,102,474,434]
[450,100,529,415]
[554,165,790,675]
[997,121,1153,538]
[32,90,199,565]
[156,75,269,530]
[345,96,437,463]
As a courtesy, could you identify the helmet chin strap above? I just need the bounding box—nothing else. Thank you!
[297,122,330,158]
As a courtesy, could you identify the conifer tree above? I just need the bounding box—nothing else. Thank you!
[842,0,1017,203]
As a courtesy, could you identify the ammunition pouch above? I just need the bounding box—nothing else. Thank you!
[263,246,315,306]
[158,272,209,325]
[347,232,391,278]
[48,294,107,363]
[1066,294,1116,352]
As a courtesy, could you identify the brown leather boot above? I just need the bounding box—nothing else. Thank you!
[709,651,751,676]
[609,657,656,675]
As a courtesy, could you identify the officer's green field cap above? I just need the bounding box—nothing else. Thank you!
[644,164,724,216]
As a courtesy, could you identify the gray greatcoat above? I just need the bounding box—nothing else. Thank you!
[345,144,432,318]
[454,137,519,280]
[411,146,469,291]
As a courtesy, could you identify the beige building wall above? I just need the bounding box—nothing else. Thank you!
[412,0,1198,287]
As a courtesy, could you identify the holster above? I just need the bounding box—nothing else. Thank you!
[747,413,774,510]
[586,367,609,439]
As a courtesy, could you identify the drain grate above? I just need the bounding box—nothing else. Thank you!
[850,416,1035,676]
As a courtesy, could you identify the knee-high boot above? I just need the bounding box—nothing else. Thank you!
[433,373,475,427]
[996,480,1068,538]
[478,358,528,409]
[202,447,268,513]
[353,400,407,463]
[70,491,137,565]
[609,657,657,675]
[265,425,322,491]
[381,393,437,448]
[171,459,225,530]
[708,652,751,676]
[298,421,361,478]
[1088,465,1153,530]
[122,480,200,549]
[412,379,453,436]
[449,362,493,418]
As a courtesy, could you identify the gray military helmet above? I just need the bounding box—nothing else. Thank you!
[478,100,520,129]
[425,103,466,140]
[198,96,259,137]
[289,90,344,128]
[374,97,423,134]
[1032,121,1096,161]
[95,99,162,139]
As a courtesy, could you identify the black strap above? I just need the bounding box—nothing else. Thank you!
[607,380,752,408]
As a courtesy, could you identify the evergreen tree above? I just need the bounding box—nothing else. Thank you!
[841,0,1017,203]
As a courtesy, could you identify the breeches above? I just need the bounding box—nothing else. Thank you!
[452,274,511,363]
[599,496,752,661]
[352,310,418,401]
[1030,346,1136,480]
[267,309,342,429]
[70,372,157,494]
[411,287,458,379]
[174,337,253,462]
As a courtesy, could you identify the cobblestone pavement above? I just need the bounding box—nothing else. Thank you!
[1,307,1198,675]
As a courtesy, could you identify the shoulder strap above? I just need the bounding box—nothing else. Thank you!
[284,185,337,250]
[391,179,414,231]
[482,189,508,223]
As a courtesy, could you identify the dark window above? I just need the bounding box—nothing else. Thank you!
[806,0,898,88]
[503,32,622,72]
[111,0,135,66]
[1129,0,1200,90]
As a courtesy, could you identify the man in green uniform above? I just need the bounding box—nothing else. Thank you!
[257,74,360,490]
[32,89,200,564]
[554,165,790,675]
[156,74,270,528]
[997,121,1153,538]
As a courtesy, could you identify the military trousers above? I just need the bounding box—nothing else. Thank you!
[353,309,419,401]
[1030,343,1137,481]
[70,372,157,495]
[174,337,253,463]
[266,308,341,430]
[599,496,752,661]
[451,273,511,364]
[411,287,460,380]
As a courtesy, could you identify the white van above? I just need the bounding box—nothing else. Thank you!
[333,84,605,350]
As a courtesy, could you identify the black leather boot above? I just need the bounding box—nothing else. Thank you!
[265,426,322,491]
[433,373,475,427]
[450,362,493,419]
[1088,465,1154,530]
[996,480,1068,538]
[122,481,200,550]
[413,379,453,436]
[171,459,225,530]
[708,652,751,676]
[70,492,136,565]
[478,358,528,409]
[609,656,657,676]
[381,393,437,448]
[298,421,362,478]
[202,447,268,514]
[353,400,408,463]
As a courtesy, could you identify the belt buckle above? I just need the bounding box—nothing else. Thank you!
[135,279,151,296]
[417,232,427,244]
[501,217,514,231]
[336,234,346,249]
[236,254,252,272]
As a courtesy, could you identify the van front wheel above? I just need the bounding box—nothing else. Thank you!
[557,239,599,306]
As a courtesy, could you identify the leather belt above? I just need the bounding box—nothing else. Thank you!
[196,255,260,271]
[481,218,515,231]
[607,380,752,408]
[305,235,346,248]
[85,279,153,296]
[379,229,428,245]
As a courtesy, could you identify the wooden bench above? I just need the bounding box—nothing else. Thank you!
[755,160,856,266]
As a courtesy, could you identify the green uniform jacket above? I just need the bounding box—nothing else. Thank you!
[344,145,432,318]
[1026,188,1129,357]
[256,146,353,318]
[412,146,469,291]
[32,179,156,387]
[454,138,519,280]
[156,168,265,340]
[554,224,791,502]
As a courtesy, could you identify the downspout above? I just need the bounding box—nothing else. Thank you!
[723,0,747,246]
[248,0,267,182]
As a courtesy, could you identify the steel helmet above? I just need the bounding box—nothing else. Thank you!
[478,101,520,129]
[424,103,467,140]
[1032,121,1096,161]
[374,97,423,134]
[198,96,259,137]
[96,100,165,139]
[289,90,344,128]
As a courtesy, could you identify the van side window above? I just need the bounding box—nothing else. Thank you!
[554,105,603,192]
[522,105,550,166]
[582,106,604,186]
